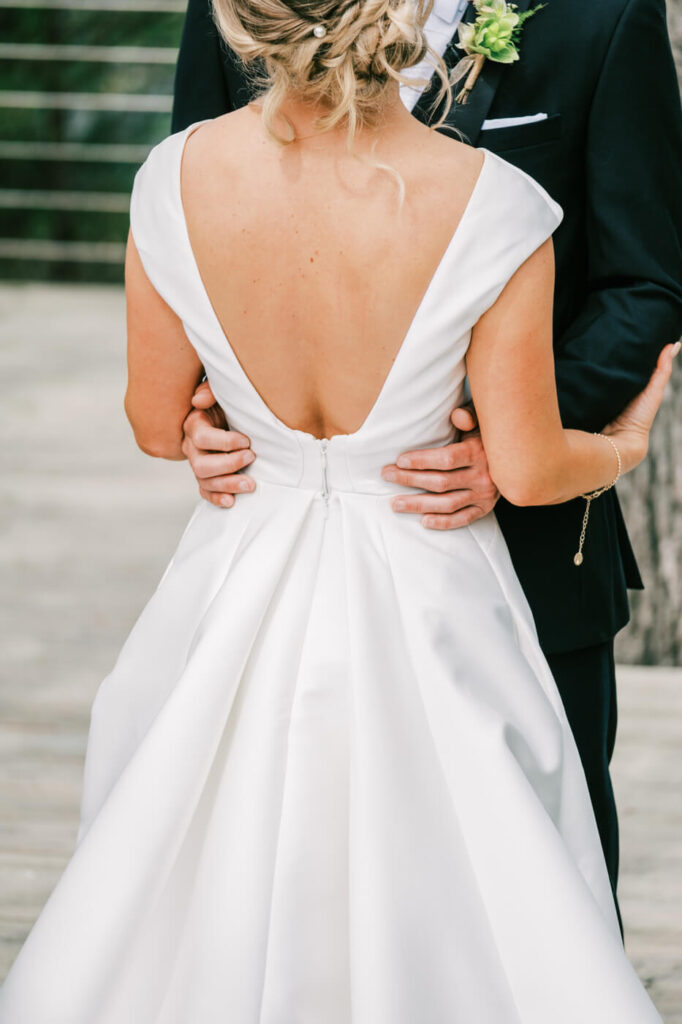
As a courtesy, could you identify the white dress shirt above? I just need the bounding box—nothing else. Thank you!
[399,0,469,112]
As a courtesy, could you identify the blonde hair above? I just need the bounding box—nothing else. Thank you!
[211,0,453,196]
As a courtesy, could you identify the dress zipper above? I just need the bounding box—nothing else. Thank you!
[319,438,330,514]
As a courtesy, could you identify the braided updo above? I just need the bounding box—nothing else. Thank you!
[211,0,452,145]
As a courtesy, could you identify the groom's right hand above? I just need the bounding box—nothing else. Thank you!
[182,381,256,507]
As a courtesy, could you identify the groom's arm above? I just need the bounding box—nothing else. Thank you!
[554,0,682,431]
[381,0,682,527]
[171,0,233,133]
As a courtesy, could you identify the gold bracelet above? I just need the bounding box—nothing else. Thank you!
[573,433,622,567]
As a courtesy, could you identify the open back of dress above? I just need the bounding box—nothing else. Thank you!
[0,122,662,1024]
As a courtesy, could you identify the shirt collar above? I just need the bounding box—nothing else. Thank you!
[431,0,468,25]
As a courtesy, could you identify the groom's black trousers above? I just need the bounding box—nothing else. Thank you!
[545,640,623,936]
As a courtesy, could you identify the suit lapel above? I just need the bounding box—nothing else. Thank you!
[412,0,535,145]
[411,17,467,128]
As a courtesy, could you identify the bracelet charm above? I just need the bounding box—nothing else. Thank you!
[573,433,622,567]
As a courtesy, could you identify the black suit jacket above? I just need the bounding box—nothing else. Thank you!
[171,0,682,655]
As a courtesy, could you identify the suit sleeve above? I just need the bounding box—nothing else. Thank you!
[171,0,233,132]
[554,0,682,431]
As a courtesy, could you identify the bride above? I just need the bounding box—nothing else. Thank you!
[0,0,676,1019]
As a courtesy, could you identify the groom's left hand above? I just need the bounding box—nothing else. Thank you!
[381,406,499,530]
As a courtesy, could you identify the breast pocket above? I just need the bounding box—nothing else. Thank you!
[480,113,563,152]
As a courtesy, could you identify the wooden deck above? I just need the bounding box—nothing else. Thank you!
[1,284,680,1017]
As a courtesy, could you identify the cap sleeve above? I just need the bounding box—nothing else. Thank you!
[127,121,233,372]
[462,150,564,324]
[129,131,188,316]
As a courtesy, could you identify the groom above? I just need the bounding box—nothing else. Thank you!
[170,0,682,922]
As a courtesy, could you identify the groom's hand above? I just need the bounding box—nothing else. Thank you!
[381,405,499,530]
[182,381,256,508]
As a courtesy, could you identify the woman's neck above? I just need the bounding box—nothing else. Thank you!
[249,84,422,150]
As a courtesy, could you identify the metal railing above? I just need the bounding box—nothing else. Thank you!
[0,1,185,11]
[0,43,179,63]
[0,0,184,277]
[0,91,173,111]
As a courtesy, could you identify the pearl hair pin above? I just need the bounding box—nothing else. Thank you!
[312,23,327,37]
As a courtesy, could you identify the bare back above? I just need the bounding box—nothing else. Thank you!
[180,105,485,439]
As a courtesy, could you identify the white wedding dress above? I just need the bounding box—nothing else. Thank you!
[0,122,662,1024]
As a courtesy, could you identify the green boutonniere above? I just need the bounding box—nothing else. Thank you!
[453,0,547,104]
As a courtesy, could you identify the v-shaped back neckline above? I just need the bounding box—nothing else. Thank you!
[174,119,490,444]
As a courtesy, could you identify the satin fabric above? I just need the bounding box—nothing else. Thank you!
[0,123,662,1023]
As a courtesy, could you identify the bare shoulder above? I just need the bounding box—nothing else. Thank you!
[181,106,261,179]
[414,128,486,195]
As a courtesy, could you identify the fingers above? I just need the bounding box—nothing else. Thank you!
[184,444,256,480]
[205,404,229,430]
[390,486,498,526]
[648,342,675,402]
[643,364,667,423]
[196,468,255,508]
[190,381,227,429]
[382,437,497,502]
[383,465,474,493]
[192,379,218,409]
[183,429,256,505]
[197,463,255,507]
[197,472,256,495]
[646,341,677,398]
[624,342,676,433]
[182,406,256,508]
[391,490,476,514]
[183,409,251,453]
[421,507,485,530]
[199,487,234,509]
[450,406,478,433]
[385,437,500,529]
[391,437,480,473]
[655,340,678,385]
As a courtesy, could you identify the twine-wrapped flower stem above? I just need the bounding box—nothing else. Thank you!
[452,0,547,105]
